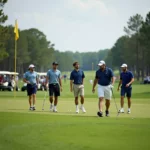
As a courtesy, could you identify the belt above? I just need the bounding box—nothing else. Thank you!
[27,83,36,85]
[73,83,82,85]
[50,83,58,85]
[99,84,109,86]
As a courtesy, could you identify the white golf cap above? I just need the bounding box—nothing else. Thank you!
[121,63,127,67]
[28,64,35,68]
[98,60,105,66]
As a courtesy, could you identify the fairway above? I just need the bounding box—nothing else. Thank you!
[0,71,150,150]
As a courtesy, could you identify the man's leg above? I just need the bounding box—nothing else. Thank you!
[75,97,79,105]
[121,96,124,108]
[73,85,80,113]
[49,96,53,111]
[50,96,53,104]
[80,86,86,112]
[75,97,79,113]
[80,95,84,104]
[49,85,54,111]
[27,85,32,110]
[127,88,132,113]
[33,94,36,110]
[98,97,104,112]
[97,97,104,117]
[127,97,131,113]
[119,96,125,113]
[53,96,58,112]
[105,99,110,111]
[127,97,131,108]
[119,87,125,113]
[80,95,86,113]
[105,99,110,116]
[53,84,60,112]
[80,87,84,104]
[104,85,112,116]
[54,96,58,106]
[29,95,32,107]
[97,85,104,117]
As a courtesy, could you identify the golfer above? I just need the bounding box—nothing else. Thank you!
[92,60,115,117]
[70,62,86,113]
[23,64,38,111]
[46,62,62,112]
[117,64,134,114]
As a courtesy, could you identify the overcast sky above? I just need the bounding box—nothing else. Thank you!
[3,0,150,52]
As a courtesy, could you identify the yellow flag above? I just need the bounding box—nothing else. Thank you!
[14,20,19,41]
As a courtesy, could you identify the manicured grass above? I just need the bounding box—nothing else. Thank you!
[0,71,150,150]
[0,112,150,150]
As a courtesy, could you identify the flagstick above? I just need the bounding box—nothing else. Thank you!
[14,19,19,98]
[14,38,17,98]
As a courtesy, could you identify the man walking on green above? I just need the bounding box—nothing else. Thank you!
[117,64,134,114]
[46,62,62,112]
[70,62,86,113]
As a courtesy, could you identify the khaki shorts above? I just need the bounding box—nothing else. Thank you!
[73,84,84,97]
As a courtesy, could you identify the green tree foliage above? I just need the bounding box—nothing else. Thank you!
[139,12,150,77]
[105,12,150,80]
[124,14,143,80]
[0,0,8,61]
[0,0,8,24]
[1,8,150,81]
[23,28,54,71]
[0,27,55,73]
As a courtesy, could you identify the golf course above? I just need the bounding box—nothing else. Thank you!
[0,71,150,150]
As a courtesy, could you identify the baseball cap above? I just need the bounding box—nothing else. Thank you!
[52,62,59,65]
[121,63,127,67]
[98,60,105,66]
[28,64,35,68]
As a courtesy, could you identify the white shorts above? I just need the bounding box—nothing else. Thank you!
[97,85,112,100]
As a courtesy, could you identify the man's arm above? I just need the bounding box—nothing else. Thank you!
[82,78,84,85]
[82,71,85,85]
[111,76,115,86]
[36,75,39,85]
[45,76,49,89]
[23,76,30,84]
[59,78,62,91]
[70,80,73,92]
[92,78,98,93]
[126,78,134,87]
[117,80,122,91]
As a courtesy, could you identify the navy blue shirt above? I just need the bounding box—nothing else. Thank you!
[70,69,85,84]
[120,71,134,87]
[96,67,114,86]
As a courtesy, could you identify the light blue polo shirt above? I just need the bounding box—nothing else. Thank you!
[23,71,38,84]
[47,69,61,84]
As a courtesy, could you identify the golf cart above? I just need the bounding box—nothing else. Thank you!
[38,72,47,91]
[0,71,19,91]
[21,72,47,91]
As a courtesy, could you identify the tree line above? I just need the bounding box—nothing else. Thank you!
[0,0,150,80]
[106,12,150,80]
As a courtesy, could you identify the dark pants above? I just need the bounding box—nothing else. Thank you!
[121,86,132,98]
[27,84,37,96]
[49,84,60,97]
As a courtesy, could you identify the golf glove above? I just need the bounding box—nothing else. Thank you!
[109,84,114,89]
